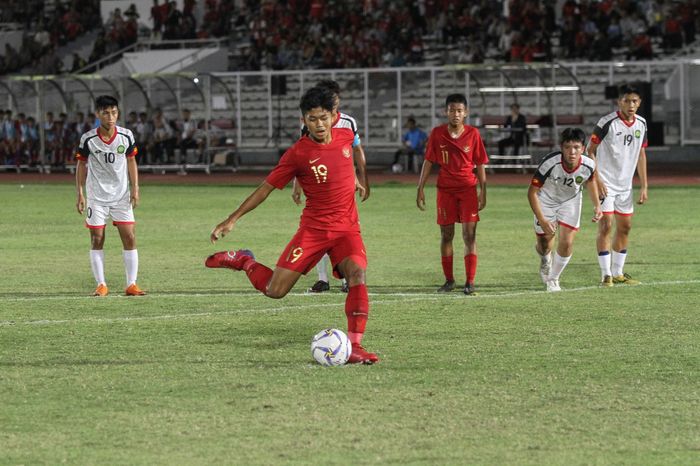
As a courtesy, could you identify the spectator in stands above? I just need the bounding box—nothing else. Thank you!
[70,53,87,73]
[152,109,176,163]
[628,29,653,60]
[393,116,428,174]
[135,111,154,164]
[23,116,40,166]
[498,104,528,156]
[176,108,203,164]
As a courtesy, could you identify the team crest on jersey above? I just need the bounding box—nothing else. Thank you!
[463,145,471,153]
[634,130,641,138]
[575,176,583,184]
[117,145,126,154]
[342,147,351,158]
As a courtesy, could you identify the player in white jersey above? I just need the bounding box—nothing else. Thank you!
[75,95,146,297]
[291,80,368,294]
[528,128,602,292]
[587,84,648,287]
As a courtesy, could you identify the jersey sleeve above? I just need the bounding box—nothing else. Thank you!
[352,133,361,148]
[265,146,299,189]
[125,130,138,158]
[590,117,608,145]
[75,134,90,161]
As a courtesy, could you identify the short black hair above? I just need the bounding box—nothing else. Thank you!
[618,84,641,99]
[446,93,468,107]
[560,127,586,145]
[314,79,341,97]
[95,95,119,111]
[300,86,335,115]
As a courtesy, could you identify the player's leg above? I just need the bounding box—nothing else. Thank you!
[597,193,615,286]
[332,233,378,365]
[309,254,330,293]
[547,225,577,292]
[535,230,555,284]
[437,188,457,292]
[86,202,108,296]
[611,212,639,284]
[113,199,145,296]
[459,186,480,295]
[461,221,478,295]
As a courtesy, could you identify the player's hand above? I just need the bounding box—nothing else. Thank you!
[76,193,85,214]
[416,188,426,211]
[478,192,487,211]
[130,188,140,208]
[291,189,302,206]
[597,179,608,199]
[210,218,235,243]
[541,220,557,236]
[592,207,603,223]
[355,180,367,201]
[637,187,648,205]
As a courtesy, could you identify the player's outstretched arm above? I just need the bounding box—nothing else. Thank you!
[527,184,556,236]
[354,145,370,202]
[416,159,433,210]
[75,159,87,214]
[127,157,140,208]
[637,147,648,204]
[210,181,276,243]
[476,165,487,210]
[585,177,603,222]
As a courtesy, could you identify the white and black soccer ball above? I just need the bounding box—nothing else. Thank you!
[310,328,351,366]
[391,163,404,174]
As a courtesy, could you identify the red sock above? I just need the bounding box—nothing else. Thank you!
[244,261,273,293]
[345,284,369,345]
[465,253,477,284]
[441,256,454,282]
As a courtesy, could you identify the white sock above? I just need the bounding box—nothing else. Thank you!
[316,254,329,282]
[123,249,139,286]
[611,250,627,277]
[548,252,571,281]
[598,251,612,278]
[90,249,106,285]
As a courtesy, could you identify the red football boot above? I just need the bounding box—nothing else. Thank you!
[205,249,255,270]
[347,343,379,365]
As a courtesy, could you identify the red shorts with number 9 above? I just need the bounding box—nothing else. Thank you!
[436,186,479,225]
[277,227,367,278]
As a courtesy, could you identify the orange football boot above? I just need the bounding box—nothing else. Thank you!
[93,284,109,297]
[125,283,146,296]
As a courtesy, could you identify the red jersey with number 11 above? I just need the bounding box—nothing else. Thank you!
[266,126,359,232]
[424,124,488,192]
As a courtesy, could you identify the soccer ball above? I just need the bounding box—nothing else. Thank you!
[391,163,404,173]
[310,328,351,366]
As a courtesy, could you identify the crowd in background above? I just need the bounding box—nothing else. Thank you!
[1,0,698,78]
[0,108,207,168]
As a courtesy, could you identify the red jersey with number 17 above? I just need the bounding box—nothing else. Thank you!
[424,124,488,192]
[266,126,359,232]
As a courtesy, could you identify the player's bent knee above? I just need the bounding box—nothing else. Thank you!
[264,286,289,299]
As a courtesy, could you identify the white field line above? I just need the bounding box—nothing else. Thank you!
[1,279,698,327]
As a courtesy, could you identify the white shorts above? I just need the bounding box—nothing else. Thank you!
[600,189,634,216]
[534,196,582,235]
[85,197,135,229]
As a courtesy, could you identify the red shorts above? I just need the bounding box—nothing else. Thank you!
[436,186,479,225]
[277,227,367,278]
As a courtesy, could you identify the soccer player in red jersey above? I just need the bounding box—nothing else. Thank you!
[205,87,378,365]
[416,93,488,295]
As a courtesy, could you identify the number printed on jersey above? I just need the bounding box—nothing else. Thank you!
[310,164,328,183]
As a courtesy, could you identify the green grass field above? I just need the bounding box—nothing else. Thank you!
[1,181,699,465]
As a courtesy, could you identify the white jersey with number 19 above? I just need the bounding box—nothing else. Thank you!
[76,126,138,206]
[590,111,647,193]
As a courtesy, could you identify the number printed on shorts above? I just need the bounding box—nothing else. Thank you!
[310,164,328,183]
[87,207,92,218]
[288,247,304,263]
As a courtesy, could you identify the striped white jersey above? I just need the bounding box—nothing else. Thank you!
[531,151,596,205]
[301,111,361,147]
[590,111,647,193]
[76,126,138,206]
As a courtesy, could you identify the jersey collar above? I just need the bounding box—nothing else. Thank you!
[98,127,118,144]
[617,111,636,127]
